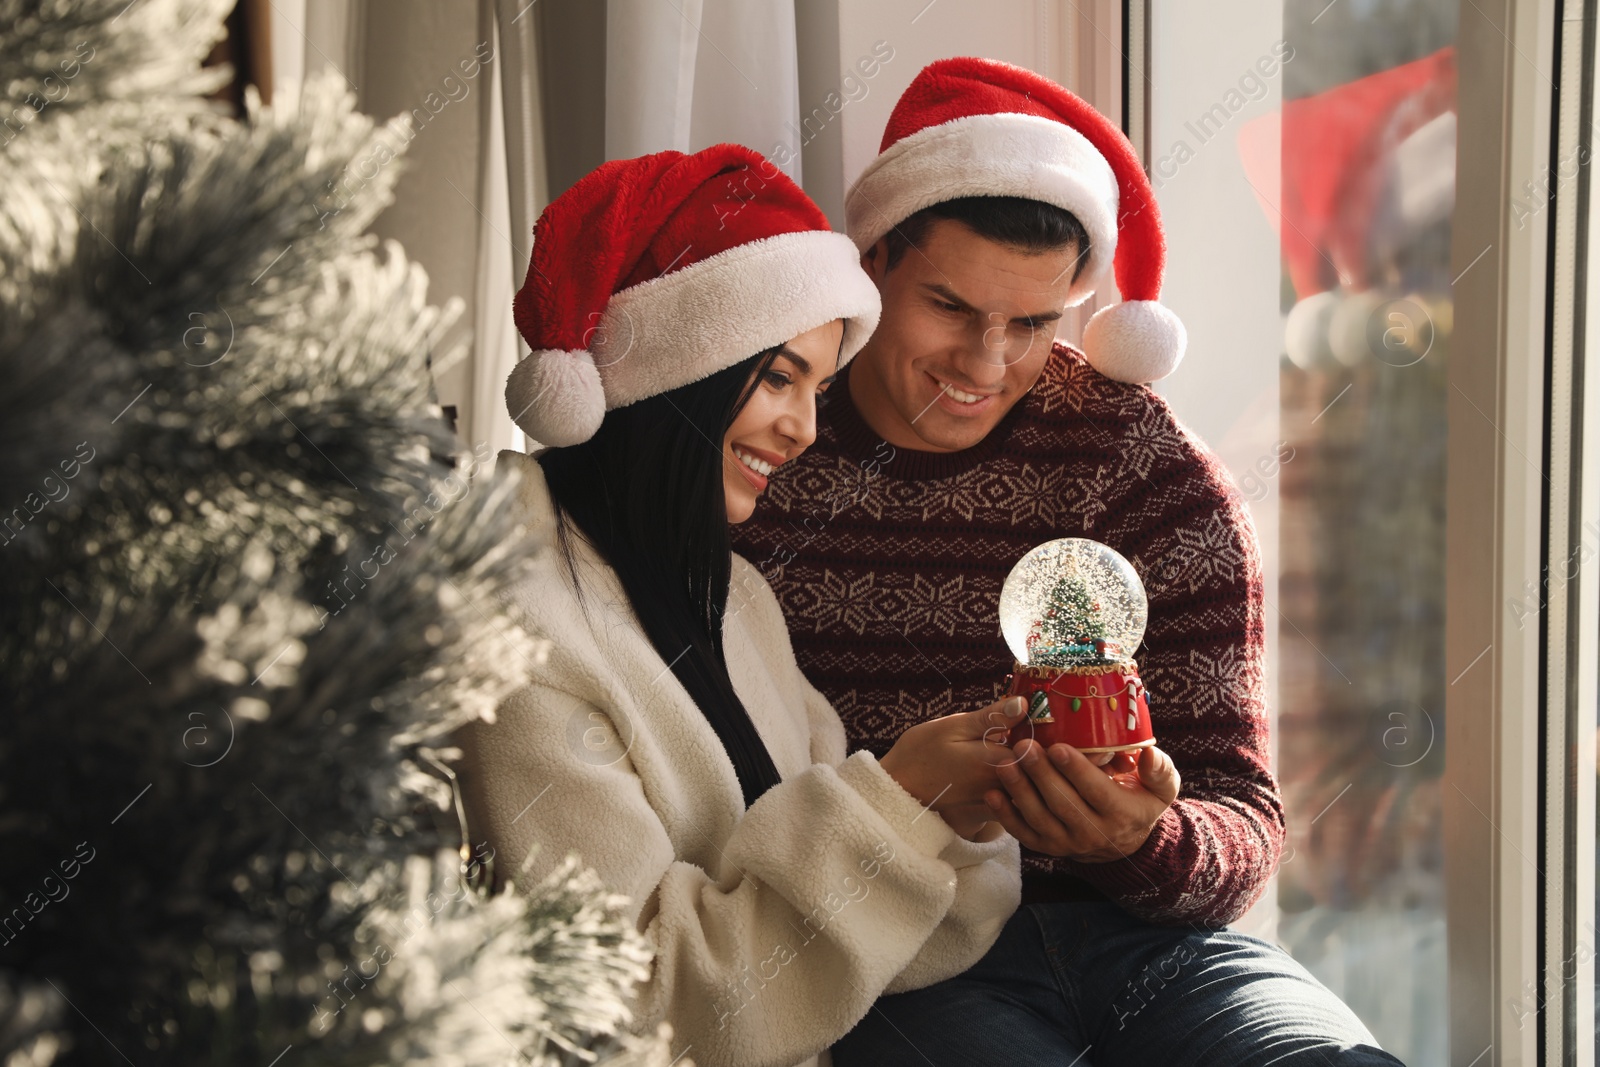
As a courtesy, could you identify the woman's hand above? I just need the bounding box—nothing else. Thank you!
[879,696,1028,824]
[938,805,1007,841]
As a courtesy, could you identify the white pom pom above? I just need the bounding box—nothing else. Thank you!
[1081,300,1187,384]
[1284,290,1340,371]
[1327,290,1387,369]
[504,349,605,447]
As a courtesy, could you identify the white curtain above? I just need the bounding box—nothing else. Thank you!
[475,0,548,456]
[605,0,803,182]
[271,0,534,457]
[272,0,804,455]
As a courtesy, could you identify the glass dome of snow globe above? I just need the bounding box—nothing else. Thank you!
[999,538,1148,667]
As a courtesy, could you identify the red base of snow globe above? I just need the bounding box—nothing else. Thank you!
[1003,660,1155,763]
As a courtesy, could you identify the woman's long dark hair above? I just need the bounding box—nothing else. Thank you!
[539,349,787,807]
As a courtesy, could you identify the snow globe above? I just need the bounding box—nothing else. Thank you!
[999,538,1156,770]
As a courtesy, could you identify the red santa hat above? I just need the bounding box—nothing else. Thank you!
[845,57,1185,385]
[508,144,881,446]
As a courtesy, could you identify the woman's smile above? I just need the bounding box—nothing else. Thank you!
[731,443,785,490]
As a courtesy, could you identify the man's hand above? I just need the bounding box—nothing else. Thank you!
[983,740,1180,862]
[880,696,1028,820]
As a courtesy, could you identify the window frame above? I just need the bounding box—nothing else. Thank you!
[1542,1,1600,1062]
[1446,0,1572,1062]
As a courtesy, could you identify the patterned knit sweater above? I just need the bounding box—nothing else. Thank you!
[731,343,1283,927]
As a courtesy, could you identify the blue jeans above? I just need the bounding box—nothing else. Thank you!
[832,902,1405,1066]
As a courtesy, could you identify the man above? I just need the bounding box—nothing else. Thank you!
[731,57,1403,1064]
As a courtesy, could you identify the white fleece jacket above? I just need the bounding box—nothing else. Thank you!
[456,451,1020,1067]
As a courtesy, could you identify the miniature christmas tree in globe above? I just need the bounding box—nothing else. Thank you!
[1033,573,1108,664]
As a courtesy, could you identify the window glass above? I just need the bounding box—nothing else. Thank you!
[1151,3,1458,1062]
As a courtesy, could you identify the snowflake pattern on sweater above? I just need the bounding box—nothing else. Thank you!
[731,344,1284,927]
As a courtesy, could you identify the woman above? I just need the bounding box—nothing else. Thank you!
[456,145,1025,1067]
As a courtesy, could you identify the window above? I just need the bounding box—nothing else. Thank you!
[1144,0,1600,1061]
[1147,2,1459,1063]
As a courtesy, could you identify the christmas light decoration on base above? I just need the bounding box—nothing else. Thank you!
[999,538,1156,770]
